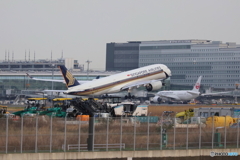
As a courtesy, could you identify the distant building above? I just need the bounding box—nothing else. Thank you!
[0,71,111,99]
[0,58,83,72]
[106,40,240,89]
[0,57,85,99]
[106,42,140,71]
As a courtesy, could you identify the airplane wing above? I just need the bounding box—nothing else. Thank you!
[158,94,179,100]
[121,79,163,91]
[26,73,88,84]
[187,91,200,95]
[43,89,67,93]
[26,73,65,83]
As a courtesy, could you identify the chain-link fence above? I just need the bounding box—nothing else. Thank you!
[0,115,239,153]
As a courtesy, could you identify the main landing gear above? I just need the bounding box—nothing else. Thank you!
[125,93,135,99]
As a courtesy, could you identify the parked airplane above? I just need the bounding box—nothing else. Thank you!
[42,90,80,99]
[152,76,202,104]
[27,64,171,97]
[200,91,232,97]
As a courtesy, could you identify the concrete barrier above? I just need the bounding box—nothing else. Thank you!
[1,148,239,160]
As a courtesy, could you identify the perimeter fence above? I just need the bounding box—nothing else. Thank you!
[0,115,240,153]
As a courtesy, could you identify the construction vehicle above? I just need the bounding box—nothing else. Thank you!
[12,98,47,117]
[206,116,234,127]
[175,108,194,122]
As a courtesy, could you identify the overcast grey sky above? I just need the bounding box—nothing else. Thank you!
[1,0,240,70]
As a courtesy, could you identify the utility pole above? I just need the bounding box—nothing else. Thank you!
[86,60,92,80]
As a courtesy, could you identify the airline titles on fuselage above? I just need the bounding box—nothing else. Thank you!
[160,92,174,95]
[128,66,162,77]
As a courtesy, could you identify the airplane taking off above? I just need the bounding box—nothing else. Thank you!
[60,64,171,96]
[27,64,171,97]
[152,76,202,104]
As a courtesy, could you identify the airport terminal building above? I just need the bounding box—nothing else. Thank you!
[0,58,82,72]
[0,58,110,99]
[0,70,111,100]
[106,40,240,90]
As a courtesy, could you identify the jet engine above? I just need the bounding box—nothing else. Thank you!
[152,96,162,104]
[145,81,162,91]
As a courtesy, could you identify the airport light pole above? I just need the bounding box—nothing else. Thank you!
[51,64,55,96]
[86,60,92,80]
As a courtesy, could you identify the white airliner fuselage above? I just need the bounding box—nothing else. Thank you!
[152,76,202,103]
[64,64,171,96]
[156,91,200,101]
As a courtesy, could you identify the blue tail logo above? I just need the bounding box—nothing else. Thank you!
[58,65,80,88]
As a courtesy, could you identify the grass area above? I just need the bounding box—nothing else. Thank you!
[148,104,236,116]
[6,106,25,113]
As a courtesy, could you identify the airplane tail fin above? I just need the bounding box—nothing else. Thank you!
[58,65,80,88]
[192,76,202,92]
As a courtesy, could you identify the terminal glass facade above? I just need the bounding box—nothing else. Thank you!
[0,74,106,99]
[106,42,140,71]
[106,40,240,90]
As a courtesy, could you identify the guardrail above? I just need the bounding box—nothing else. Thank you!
[64,143,125,151]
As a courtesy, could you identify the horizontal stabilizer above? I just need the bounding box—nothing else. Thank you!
[26,73,65,83]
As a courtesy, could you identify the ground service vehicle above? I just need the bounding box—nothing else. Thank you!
[12,98,47,117]
[0,105,8,118]
[39,98,72,117]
